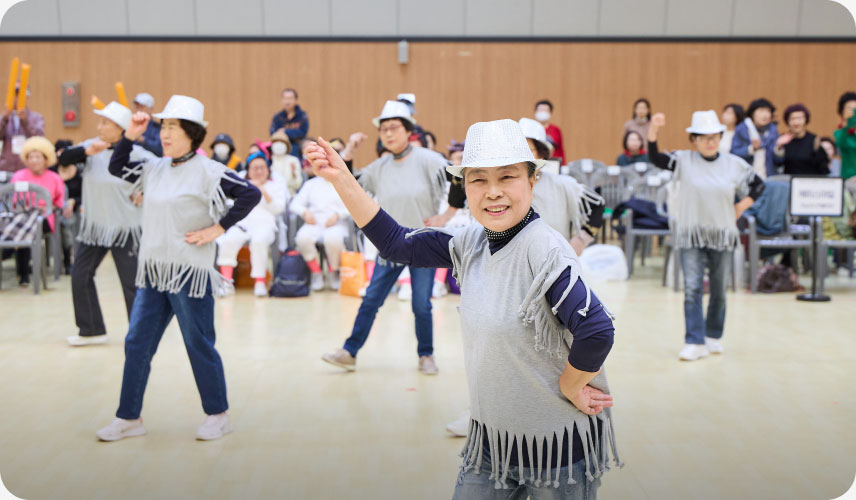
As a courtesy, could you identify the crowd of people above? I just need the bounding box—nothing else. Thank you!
[2,80,856,499]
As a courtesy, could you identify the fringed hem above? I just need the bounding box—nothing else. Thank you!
[458,417,623,489]
[674,225,739,251]
[76,218,141,248]
[209,169,248,222]
[572,184,605,237]
[518,247,589,357]
[136,258,233,298]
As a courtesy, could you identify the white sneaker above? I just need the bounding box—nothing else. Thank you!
[705,337,724,354]
[678,344,710,361]
[217,280,235,297]
[68,334,108,347]
[196,413,232,441]
[837,267,851,278]
[326,271,340,291]
[96,418,146,441]
[310,272,324,292]
[432,281,448,298]
[446,410,471,437]
[253,281,268,297]
[397,282,412,301]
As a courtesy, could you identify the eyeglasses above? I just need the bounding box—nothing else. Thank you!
[378,123,403,135]
[694,135,720,144]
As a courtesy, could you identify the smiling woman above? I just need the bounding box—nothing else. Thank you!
[306,118,620,498]
[93,95,261,443]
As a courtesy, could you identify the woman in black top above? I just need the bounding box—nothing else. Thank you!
[773,104,830,176]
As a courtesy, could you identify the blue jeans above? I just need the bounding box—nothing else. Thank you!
[343,259,435,357]
[680,247,732,345]
[116,280,229,419]
[453,448,601,500]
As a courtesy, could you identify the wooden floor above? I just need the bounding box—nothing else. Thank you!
[0,256,854,500]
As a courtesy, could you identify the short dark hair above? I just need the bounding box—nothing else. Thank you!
[784,103,810,124]
[423,131,437,146]
[535,99,553,112]
[622,130,643,151]
[54,139,73,152]
[723,103,746,123]
[179,120,207,152]
[528,138,550,160]
[689,132,723,142]
[632,98,651,120]
[379,117,414,134]
[837,91,856,116]
[747,98,776,120]
[282,88,298,99]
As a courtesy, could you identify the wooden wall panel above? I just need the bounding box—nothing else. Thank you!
[0,41,854,167]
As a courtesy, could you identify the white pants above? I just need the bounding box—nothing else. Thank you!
[295,224,348,270]
[216,224,275,278]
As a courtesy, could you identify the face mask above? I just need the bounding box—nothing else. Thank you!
[271,142,288,156]
[535,111,551,122]
[213,144,230,158]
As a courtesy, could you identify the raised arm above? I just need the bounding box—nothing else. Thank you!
[646,113,676,171]
[306,137,454,268]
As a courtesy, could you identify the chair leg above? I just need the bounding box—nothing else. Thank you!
[32,242,41,295]
[662,246,671,287]
[624,232,634,277]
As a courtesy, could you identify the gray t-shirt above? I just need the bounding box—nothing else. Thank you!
[358,146,446,228]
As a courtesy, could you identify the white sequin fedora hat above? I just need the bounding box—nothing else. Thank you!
[153,95,209,128]
[94,101,132,130]
[447,119,548,178]
[372,100,416,128]
[685,110,726,135]
[518,117,552,152]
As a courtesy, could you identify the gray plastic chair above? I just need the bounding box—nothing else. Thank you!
[0,183,53,294]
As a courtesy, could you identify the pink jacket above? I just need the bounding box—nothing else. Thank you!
[10,168,65,232]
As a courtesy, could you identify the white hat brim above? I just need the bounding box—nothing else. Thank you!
[446,158,548,178]
[152,112,208,128]
[685,124,727,134]
[372,114,416,128]
[93,108,129,130]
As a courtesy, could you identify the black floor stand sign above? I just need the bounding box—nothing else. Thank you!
[789,176,844,303]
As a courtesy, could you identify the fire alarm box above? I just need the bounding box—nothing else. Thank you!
[61,82,80,127]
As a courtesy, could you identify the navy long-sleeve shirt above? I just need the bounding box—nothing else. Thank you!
[108,137,260,230]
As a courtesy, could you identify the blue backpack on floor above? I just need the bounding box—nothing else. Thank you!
[269,249,310,298]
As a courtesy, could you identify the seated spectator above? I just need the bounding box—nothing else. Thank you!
[216,152,286,297]
[270,130,302,195]
[289,170,350,292]
[269,88,309,160]
[534,99,565,163]
[617,130,649,166]
[50,139,79,273]
[834,91,856,180]
[10,136,64,285]
[210,133,243,171]
[773,104,829,176]
[820,137,842,177]
[132,93,162,156]
[719,103,745,154]
[0,84,45,172]
[623,98,652,150]
[731,98,779,177]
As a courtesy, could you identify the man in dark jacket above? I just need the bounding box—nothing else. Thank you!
[269,88,309,160]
